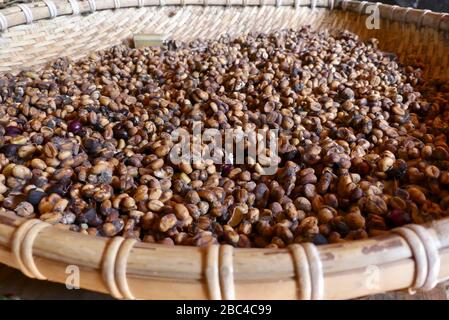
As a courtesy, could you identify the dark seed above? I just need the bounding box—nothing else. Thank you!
[353,160,371,176]
[46,185,63,196]
[292,83,304,92]
[312,233,328,245]
[341,88,355,100]
[387,209,411,227]
[282,149,300,164]
[83,137,101,154]
[221,164,233,176]
[5,126,23,136]
[27,189,47,206]
[1,144,20,158]
[332,220,350,236]
[30,174,48,188]
[67,120,83,134]
[113,123,128,140]
[387,160,408,180]
[79,208,103,227]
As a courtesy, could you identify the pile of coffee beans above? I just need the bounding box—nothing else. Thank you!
[0,27,448,248]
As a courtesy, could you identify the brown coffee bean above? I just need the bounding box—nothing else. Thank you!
[159,214,177,232]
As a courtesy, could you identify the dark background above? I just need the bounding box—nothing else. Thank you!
[369,0,449,13]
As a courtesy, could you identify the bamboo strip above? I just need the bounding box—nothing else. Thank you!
[0,0,449,32]
[0,4,448,79]
[1,213,449,299]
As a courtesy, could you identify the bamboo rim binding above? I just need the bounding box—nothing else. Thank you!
[0,0,448,300]
[1,215,449,299]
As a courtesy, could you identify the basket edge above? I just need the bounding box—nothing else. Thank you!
[1,213,449,299]
[0,0,448,34]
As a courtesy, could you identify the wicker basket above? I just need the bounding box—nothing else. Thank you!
[0,0,449,300]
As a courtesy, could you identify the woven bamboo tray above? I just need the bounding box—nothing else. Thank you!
[1,0,449,300]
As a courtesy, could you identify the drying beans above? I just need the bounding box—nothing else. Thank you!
[0,28,448,247]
